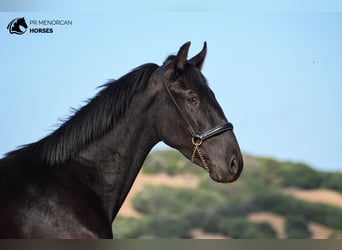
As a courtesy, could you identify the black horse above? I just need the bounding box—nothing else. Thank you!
[0,42,243,238]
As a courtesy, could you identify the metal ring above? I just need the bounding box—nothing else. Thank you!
[192,137,203,147]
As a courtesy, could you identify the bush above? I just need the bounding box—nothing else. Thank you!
[324,172,342,192]
[112,216,148,239]
[281,163,323,189]
[259,158,325,189]
[202,217,276,239]
[132,185,224,216]
[144,215,193,238]
[285,215,311,238]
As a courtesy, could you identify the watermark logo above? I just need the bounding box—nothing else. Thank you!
[7,17,72,35]
[7,17,28,35]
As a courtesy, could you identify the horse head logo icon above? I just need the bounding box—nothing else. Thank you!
[7,17,28,35]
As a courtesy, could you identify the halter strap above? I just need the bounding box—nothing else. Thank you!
[197,123,233,141]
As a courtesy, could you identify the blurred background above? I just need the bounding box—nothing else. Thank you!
[1,0,342,238]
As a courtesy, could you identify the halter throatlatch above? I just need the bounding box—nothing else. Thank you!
[160,66,234,172]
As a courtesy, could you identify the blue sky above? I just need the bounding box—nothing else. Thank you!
[1,1,342,171]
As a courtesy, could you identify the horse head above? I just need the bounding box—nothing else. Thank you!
[156,42,243,183]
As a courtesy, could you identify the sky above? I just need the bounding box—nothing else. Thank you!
[0,1,341,172]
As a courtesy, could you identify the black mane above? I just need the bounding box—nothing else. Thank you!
[6,63,158,165]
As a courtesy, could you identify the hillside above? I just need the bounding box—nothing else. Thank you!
[112,150,342,239]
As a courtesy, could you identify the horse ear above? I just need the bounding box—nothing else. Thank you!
[174,41,191,72]
[189,42,207,70]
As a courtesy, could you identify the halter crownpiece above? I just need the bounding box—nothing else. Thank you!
[159,66,234,172]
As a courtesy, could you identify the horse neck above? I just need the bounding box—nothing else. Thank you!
[69,91,160,222]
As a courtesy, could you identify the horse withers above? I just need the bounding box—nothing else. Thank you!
[0,42,243,238]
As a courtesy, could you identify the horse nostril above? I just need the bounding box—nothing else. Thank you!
[228,156,239,175]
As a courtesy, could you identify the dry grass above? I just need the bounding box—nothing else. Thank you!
[309,222,333,239]
[283,188,342,209]
[190,228,228,239]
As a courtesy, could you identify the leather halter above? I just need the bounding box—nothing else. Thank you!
[159,66,233,172]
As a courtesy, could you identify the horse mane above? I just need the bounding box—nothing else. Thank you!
[6,63,159,165]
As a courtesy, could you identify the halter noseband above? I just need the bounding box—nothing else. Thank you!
[159,66,234,172]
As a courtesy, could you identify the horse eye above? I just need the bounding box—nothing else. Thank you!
[187,95,198,105]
